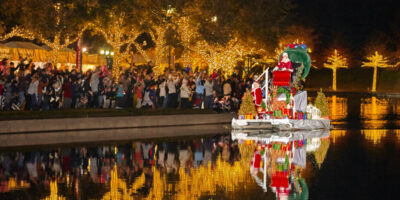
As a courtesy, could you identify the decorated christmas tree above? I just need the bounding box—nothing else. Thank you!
[239,90,258,117]
[314,89,330,117]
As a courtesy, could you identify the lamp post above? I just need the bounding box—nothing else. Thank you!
[100,49,114,70]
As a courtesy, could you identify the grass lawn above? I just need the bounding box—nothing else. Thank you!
[0,108,215,121]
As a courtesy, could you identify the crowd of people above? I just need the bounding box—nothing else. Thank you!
[0,58,257,112]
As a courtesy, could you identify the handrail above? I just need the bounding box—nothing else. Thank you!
[255,71,266,82]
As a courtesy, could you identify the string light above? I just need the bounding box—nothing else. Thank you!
[324,49,348,91]
[362,51,392,92]
[0,26,35,41]
[89,13,148,81]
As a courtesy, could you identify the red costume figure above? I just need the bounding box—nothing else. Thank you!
[277,52,292,70]
[250,148,262,174]
[251,81,263,107]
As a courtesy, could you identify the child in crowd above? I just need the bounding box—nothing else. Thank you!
[116,83,125,109]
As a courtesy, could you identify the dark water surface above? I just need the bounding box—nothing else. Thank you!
[1,93,400,200]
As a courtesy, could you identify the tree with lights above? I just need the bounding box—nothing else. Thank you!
[239,90,257,118]
[314,89,330,117]
[362,51,392,92]
[323,49,348,91]
[89,0,151,80]
[0,0,90,63]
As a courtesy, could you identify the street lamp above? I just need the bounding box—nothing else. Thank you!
[82,47,87,53]
[111,52,114,56]
[105,51,110,55]
[100,50,105,55]
[211,16,218,23]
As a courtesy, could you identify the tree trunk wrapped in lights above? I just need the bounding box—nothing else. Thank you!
[90,12,148,81]
[362,51,392,92]
[323,49,348,91]
[148,26,167,75]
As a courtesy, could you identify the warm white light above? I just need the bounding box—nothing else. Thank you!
[167,5,175,15]
[111,52,114,56]
[82,47,87,52]
[105,51,110,55]
[100,50,105,55]
[211,16,217,22]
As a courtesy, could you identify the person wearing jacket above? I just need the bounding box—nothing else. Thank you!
[204,76,214,109]
[194,73,205,109]
[167,74,179,108]
[180,78,191,109]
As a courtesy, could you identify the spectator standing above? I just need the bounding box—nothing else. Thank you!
[204,76,213,109]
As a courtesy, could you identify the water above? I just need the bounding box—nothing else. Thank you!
[1,93,400,200]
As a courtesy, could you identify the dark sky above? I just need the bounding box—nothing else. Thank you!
[295,0,398,50]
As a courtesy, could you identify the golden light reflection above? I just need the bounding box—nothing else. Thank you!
[328,95,348,120]
[360,96,389,128]
[43,180,65,200]
[102,165,146,200]
[330,130,346,144]
[314,138,330,168]
[393,130,400,145]
[361,129,387,145]
[145,153,253,200]
[5,178,30,193]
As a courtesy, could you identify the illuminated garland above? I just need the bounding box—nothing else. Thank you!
[0,26,35,41]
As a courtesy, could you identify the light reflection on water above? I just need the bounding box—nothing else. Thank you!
[1,94,400,199]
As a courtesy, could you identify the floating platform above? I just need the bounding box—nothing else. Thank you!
[231,118,331,131]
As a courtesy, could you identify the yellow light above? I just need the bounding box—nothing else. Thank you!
[82,47,87,52]
[362,51,392,92]
[105,51,110,55]
[111,52,114,56]
[100,50,105,55]
[324,49,348,91]
[211,16,217,22]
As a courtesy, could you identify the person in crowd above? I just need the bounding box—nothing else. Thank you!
[116,82,125,109]
[204,76,214,109]
[27,73,39,110]
[135,76,144,109]
[157,75,167,108]
[62,77,73,109]
[194,73,205,109]
[0,77,4,110]
[180,77,191,109]
[167,73,179,108]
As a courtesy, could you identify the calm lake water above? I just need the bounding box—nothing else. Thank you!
[1,93,400,200]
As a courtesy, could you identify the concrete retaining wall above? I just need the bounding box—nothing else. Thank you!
[0,124,230,147]
[0,113,235,134]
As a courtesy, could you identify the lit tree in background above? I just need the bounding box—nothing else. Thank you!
[147,26,167,74]
[90,11,147,79]
[362,51,392,92]
[89,0,151,80]
[176,15,201,69]
[0,24,35,41]
[0,0,89,64]
[323,49,348,91]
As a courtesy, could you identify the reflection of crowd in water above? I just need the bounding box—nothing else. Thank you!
[0,135,240,195]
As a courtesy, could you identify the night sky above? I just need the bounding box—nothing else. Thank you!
[295,0,398,51]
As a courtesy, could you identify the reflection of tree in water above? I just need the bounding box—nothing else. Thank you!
[0,136,256,199]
